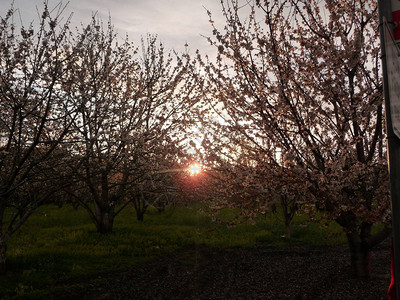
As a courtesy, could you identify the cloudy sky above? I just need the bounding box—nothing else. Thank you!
[0,0,226,55]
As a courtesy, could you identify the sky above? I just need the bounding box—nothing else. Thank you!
[0,0,225,55]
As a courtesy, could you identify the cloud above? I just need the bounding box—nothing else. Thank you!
[66,0,224,51]
[0,0,224,53]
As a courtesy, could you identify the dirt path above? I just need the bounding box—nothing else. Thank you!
[56,241,392,300]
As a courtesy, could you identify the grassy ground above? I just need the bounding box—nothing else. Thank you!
[0,203,348,299]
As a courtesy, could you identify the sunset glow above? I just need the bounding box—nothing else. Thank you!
[187,163,201,176]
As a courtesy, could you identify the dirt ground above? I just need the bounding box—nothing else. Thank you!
[58,239,392,300]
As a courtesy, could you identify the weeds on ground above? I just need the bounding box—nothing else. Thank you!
[1,203,348,299]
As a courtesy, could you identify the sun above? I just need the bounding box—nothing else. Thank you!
[187,163,201,176]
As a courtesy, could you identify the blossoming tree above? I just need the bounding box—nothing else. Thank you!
[201,0,391,277]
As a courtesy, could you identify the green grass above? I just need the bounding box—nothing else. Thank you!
[0,203,348,299]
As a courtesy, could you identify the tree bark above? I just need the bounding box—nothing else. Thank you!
[281,194,296,239]
[0,237,7,274]
[91,170,115,234]
[347,231,371,278]
[95,212,114,234]
[337,212,391,278]
[94,202,115,234]
[137,210,145,222]
[285,222,291,239]
[133,195,148,222]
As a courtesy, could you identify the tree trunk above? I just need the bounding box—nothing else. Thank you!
[95,212,114,234]
[92,171,115,234]
[285,222,291,239]
[137,210,145,222]
[337,213,391,278]
[280,194,297,239]
[94,202,115,234]
[347,232,371,278]
[133,195,148,222]
[0,238,7,274]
